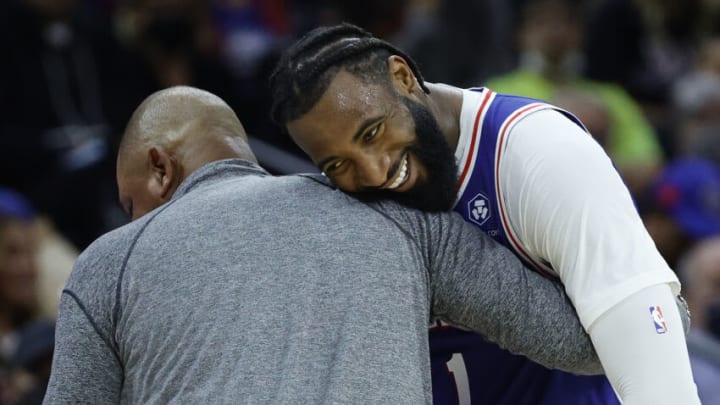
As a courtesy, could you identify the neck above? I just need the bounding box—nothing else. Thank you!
[424,83,464,149]
[179,137,257,180]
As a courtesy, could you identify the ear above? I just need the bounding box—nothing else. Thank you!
[387,55,418,96]
[146,147,179,202]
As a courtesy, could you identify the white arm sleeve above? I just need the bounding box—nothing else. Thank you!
[588,284,699,404]
[500,109,697,403]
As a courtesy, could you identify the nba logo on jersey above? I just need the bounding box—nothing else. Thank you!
[468,193,491,226]
[649,306,668,334]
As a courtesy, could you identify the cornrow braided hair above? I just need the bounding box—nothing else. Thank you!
[269,23,429,127]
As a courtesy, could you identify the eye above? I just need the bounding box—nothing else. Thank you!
[324,159,346,173]
[363,124,381,142]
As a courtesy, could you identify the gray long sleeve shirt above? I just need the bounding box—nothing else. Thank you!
[44,159,601,404]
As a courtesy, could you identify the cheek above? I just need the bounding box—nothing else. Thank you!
[132,196,160,220]
[389,131,416,148]
[328,172,361,193]
[373,123,416,157]
[389,112,418,142]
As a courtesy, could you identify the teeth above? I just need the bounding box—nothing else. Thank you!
[387,156,409,190]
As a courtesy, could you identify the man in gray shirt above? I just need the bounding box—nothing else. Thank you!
[44,87,602,404]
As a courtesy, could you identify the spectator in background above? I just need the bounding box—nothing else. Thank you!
[0,188,40,344]
[33,218,76,321]
[113,0,241,121]
[292,0,516,93]
[0,187,70,404]
[398,0,516,87]
[673,35,720,163]
[0,0,153,249]
[206,0,301,157]
[486,0,664,195]
[585,0,704,104]
[677,237,720,404]
[584,0,719,160]
[211,0,290,80]
[681,123,720,168]
[0,187,40,404]
[642,158,720,269]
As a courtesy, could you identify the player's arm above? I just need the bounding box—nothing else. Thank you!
[418,209,603,375]
[502,109,699,404]
[44,290,123,404]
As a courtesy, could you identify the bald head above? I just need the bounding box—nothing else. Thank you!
[119,86,256,170]
[117,86,257,220]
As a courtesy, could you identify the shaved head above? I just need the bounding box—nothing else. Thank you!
[117,86,257,220]
[119,86,255,171]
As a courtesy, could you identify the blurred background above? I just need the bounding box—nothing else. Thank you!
[1,0,719,403]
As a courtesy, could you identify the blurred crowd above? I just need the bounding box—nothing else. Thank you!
[1,0,719,403]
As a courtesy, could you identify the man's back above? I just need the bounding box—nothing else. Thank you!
[53,160,437,403]
[46,159,600,404]
[120,161,441,403]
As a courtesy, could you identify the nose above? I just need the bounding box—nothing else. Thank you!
[356,152,392,189]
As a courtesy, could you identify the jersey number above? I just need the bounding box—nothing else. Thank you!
[447,353,471,405]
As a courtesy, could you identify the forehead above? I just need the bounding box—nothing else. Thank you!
[287,70,394,154]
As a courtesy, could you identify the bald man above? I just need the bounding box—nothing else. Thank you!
[115,87,258,220]
[44,86,602,404]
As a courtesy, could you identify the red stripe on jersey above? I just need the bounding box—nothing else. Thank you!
[495,104,557,278]
[455,89,494,193]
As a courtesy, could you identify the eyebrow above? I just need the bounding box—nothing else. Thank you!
[316,115,385,170]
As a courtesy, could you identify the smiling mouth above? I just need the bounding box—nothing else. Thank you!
[385,154,409,190]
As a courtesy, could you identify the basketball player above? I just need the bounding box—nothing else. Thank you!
[45,86,603,403]
[269,23,699,404]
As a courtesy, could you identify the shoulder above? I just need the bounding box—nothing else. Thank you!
[64,218,151,300]
[293,173,335,188]
[251,172,336,196]
[368,201,467,244]
[509,107,585,134]
[59,218,154,345]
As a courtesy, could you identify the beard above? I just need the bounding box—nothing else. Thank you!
[350,96,458,212]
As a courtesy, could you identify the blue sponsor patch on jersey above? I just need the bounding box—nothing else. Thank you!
[467,193,491,226]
